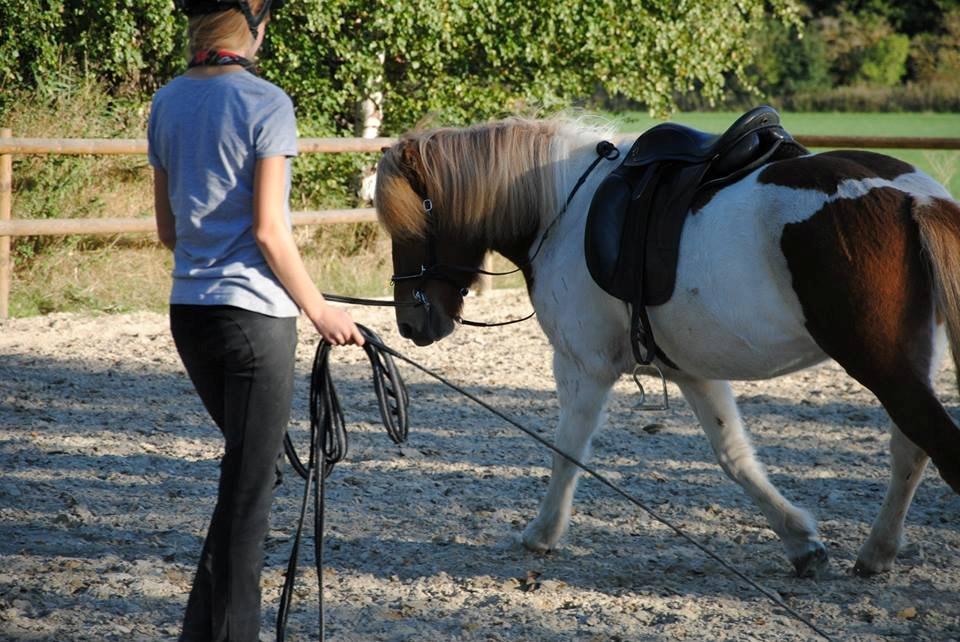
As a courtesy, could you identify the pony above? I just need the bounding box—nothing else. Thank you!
[373,116,960,577]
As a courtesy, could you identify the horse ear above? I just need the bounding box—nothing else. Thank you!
[398,140,428,198]
[400,141,422,171]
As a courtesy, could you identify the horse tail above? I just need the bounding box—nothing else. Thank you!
[913,195,960,390]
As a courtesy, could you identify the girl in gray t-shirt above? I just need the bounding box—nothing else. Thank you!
[148,2,363,639]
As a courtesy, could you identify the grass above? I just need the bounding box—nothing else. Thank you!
[5,103,959,317]
[10,231,395,317]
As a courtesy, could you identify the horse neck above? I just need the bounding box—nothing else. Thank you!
[484,127,611,268]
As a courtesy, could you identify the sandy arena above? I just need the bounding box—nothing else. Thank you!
[1,289,958,641]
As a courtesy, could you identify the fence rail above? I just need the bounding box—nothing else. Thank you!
[3,135,960,157]
[2,131,959,318]
[0,137,399,156]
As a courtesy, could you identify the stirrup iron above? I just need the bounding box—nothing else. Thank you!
[632,363,670,411]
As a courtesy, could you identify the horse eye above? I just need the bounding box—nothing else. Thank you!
[459,288,469,297]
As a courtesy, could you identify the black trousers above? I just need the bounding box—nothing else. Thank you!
[171,304,297,642]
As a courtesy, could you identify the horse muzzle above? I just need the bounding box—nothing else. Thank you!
[396,288,455,346]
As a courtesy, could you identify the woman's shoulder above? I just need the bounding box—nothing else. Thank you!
[231,73,292,103]
[152,75,188,102]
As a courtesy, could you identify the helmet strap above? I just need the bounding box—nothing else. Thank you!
[237,0,273,40]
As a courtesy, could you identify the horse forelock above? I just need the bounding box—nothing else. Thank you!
[374,143,430,240]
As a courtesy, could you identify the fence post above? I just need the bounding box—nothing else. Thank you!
[0,128,12,319]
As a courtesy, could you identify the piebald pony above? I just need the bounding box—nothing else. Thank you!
[374,117,960,577]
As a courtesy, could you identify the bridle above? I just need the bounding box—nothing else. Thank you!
[390,140,620,327]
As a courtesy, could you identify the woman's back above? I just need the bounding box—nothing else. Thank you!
[148,71,298,316]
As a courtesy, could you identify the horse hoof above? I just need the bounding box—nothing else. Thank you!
[521,522,556,553]
[852,560,878,577]
[852,558,891,577]
[792,543,829,578]
[520,533,553,554]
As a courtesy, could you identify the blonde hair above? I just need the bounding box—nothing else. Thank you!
[187,1,265,57]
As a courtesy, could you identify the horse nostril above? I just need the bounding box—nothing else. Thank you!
[398,322,414,338]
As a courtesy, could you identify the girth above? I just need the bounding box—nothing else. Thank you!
[584,105,808,366]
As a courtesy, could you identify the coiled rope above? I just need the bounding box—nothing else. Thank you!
[277,324,409,642]
[277,327,834,642]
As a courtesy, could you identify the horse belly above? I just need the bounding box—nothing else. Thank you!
[649,180,826,380]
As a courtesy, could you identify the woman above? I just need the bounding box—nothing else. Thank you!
[148,1,363,639]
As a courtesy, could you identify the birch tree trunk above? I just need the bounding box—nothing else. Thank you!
[356,53,384,204]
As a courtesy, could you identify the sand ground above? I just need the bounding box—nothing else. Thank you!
[1,289,958,641]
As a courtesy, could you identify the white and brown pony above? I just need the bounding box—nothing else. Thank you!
[374,117,960,577]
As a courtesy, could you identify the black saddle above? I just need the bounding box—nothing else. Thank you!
[584,105,807,365]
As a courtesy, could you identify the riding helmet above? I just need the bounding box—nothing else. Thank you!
[175,0,284,37]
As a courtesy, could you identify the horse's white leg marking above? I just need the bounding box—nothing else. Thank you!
[674,375,827,575]
[854,324,945,575]
[522,351,616,551]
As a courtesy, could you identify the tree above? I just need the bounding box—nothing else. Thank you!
[804,0,960,36]
[262,0,803,133]
[815,8,910,86]
[749,15,831,97]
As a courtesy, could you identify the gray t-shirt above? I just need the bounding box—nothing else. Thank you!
[148,71,300,317]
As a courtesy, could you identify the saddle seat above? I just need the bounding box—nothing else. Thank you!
[623,104,784,168]
[584,105,807,364]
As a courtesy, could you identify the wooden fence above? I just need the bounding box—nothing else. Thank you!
[1,131,959,318]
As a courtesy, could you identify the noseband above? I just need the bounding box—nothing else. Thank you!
[391,140,620,327]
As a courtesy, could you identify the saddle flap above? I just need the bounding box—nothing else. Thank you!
[584,168,635,297]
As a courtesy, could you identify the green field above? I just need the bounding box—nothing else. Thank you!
[616,111,960,197]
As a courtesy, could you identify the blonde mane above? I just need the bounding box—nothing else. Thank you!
[376,117,572,244]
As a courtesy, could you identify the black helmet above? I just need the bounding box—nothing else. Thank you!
[176,0,284,38]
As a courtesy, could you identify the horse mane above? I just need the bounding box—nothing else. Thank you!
[375,116,612,244]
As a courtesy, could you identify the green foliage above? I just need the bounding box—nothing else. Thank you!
[0,0,184,101]
[858,31,909,85]
[749,17,831,96]
[59,0,185,91]
[0,0,65,101]
[804,0,960,35]
[241,1,804,128]
[785,80,960,112]
[816,8,909,86]
[4,1,804,127]
[909,8,960,83]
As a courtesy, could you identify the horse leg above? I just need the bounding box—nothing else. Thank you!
[674,375,828,577]
[780,191,960,566]
[522,352,616,551]
[854,325,946,576]
[854,426,929,575]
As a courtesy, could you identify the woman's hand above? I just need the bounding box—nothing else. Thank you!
[310,305,365,346]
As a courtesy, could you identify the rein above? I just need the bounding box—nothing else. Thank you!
[278,330,834,642]
[321,292,416,308]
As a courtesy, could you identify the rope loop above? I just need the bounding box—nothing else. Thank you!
[278,324,409,641]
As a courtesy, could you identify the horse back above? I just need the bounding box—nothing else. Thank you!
[649,150,952,378]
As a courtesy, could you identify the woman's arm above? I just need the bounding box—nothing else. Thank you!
[253,155,364,346]
[153,168,176,251]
